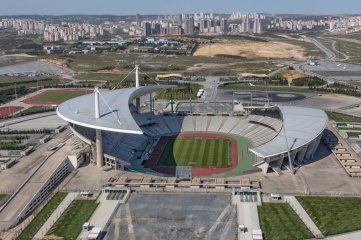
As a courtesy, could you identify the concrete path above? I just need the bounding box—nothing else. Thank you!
[238,202,260,240]
[34,192,78,239]
[327,230,361,240]
[284,196,324,238]
[77,192,120,240]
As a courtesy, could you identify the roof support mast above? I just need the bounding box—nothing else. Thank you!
[94,86,104,167]
[135,65,141,111]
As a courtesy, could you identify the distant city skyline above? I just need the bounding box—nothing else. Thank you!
[0,0,361,16]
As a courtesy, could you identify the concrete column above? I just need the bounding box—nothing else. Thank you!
[261,161,270,174]
[136,98,141,111]
[297,146,307,162]
[96,129,104,167]
[94,87,100,119]
[305,140,316,160]
[275,154,285,168]
[135,64,139,87]
[311,134,323,157]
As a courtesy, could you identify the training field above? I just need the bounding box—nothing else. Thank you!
[22,89,90,106]
[33,91,86,102]
[156,138,230,167]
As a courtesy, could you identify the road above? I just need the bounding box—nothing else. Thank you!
[332,40,350,60]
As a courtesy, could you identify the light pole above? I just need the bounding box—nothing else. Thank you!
[14,83,17,100]
[214,97,217,113]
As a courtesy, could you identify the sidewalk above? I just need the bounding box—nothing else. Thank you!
[284,196,323,238]
[33,192,78,239]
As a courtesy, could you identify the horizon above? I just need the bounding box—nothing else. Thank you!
[1,0,361,16]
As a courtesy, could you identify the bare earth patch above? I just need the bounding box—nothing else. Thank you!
[281,70,309,81]
[194,41,306,59]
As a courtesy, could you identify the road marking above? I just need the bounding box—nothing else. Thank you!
[125,203,136,240]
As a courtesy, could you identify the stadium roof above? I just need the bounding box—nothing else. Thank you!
[250,106,328,158]
[57,85,175,134]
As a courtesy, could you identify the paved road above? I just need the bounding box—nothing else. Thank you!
[332,40,350,60]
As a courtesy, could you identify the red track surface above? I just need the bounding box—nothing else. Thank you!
[21,88,90,106]
[0,106,24,117]
[144,133,239,177]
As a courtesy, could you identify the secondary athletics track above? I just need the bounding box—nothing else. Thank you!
[144,133,241,177]
[0,106,24,117]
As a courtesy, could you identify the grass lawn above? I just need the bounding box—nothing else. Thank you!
[16,192,68,240]
[156,138,230,167]
[258,203,313,240]
[218,82,321,94]
[0,194,7,206]
[32,90,87,103]
[15,106,55,116]
[46,200,98,239]
[326,111,361,123]
[297,196,361,236]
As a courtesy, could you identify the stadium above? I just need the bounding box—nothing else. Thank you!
[57,72,328,177]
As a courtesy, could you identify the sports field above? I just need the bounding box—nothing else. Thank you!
[33,91,86,102]
[156,138,230,167]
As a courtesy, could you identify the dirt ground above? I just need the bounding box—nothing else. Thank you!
[194,40,306,59]
[280,70,309,81]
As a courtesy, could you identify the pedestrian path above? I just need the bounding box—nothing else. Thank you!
[77,192,120,240]
[33,192,78,239]
[284,196,324,238]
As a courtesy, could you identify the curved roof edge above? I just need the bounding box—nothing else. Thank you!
[249,106,328,158]
[57,85,176,134]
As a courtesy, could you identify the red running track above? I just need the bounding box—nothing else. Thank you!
[144,133,239,177]
[0,106,24,117]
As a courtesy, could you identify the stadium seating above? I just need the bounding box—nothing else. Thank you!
[73,111,283,164]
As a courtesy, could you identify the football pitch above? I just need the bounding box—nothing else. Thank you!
[32,90,87,103]
[156,138,231,167]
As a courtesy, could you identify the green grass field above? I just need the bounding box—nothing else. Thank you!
[258,203,313,240]
[156,138,230,167]
[46,200,98,239]
[297,196,361,236]
[326,111,361,123]
[32,90,87,103]
[17,192,68,240]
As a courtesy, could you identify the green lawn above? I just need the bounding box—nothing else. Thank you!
[258,203,313,240]
[0,194,7,206]
[326,111,361,123]
[218,82,321,94]
[17,192,68,240]
[297,196,361,236]
[156,138,230,167]
[46,200,98,239]
[32,90,87,103]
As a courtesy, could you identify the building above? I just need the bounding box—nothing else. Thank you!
[221,18,228,34]
[136,14,142,27]
[143,22,151,36]
[156,73,184,81]
[184,17,195,35]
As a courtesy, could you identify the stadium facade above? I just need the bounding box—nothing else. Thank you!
[57,84,328,175]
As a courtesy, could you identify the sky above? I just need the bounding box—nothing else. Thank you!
[1,0,361,16]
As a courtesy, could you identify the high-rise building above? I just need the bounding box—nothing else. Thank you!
[253,15,262,34]
[184,17,194,35]
[143,22,151,36]
[136,14,142,27]
[221,19,228,34]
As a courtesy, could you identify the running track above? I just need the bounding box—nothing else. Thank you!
[144,133,239,177]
